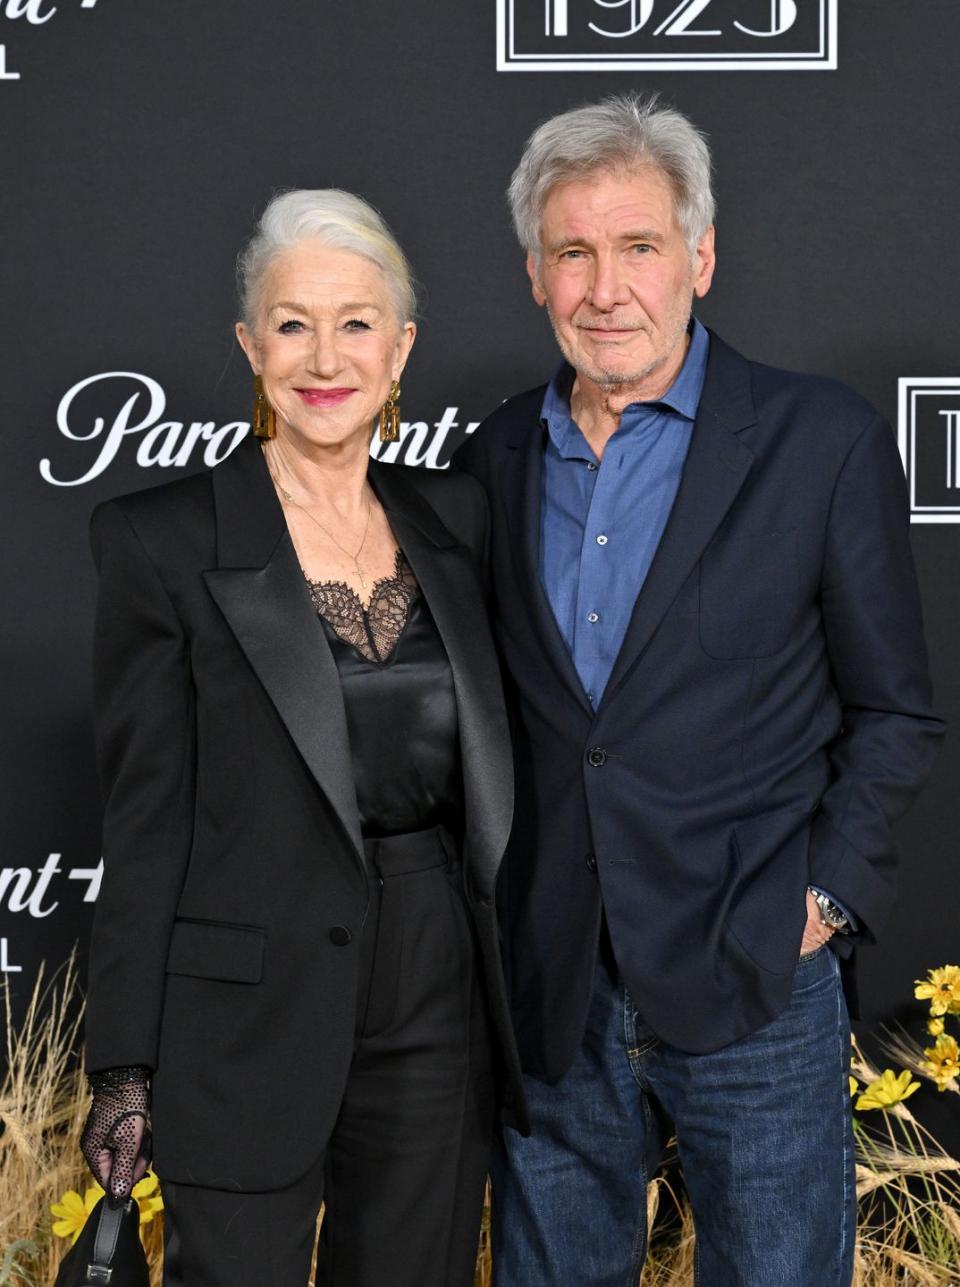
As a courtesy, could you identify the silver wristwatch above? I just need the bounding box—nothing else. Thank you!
[809,888,850,934]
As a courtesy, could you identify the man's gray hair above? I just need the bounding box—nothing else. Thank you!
[508,94,715,261]
[238,189,417,328]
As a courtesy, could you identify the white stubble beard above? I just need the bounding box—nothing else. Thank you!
[545,296,694,392]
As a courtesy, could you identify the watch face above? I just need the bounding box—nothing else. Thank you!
[818,897,846,928]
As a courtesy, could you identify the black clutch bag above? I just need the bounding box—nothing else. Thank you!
[53,1195,150,1287]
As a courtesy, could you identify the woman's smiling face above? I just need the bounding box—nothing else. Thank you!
[236,238,415,454]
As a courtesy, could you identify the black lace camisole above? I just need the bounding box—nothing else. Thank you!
[305,550,463,839]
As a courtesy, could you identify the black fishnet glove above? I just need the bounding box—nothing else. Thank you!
[81,1066,152,1203]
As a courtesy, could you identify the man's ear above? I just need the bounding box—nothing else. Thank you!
[692,226,716,300]
[526,252,547,308]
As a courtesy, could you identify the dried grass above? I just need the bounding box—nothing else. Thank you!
[0,957,163,1286]
[2,970,958,1286]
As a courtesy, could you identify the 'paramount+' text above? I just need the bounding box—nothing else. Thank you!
[39,372,479,486]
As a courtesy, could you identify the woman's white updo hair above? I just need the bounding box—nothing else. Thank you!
[238,189,417,329]
[509,93,715,264]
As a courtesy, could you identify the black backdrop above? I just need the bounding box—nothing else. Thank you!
[3,0,958,1101]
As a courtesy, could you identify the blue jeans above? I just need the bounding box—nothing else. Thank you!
[492,941,855,1286]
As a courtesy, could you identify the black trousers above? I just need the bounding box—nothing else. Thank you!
[161,826,495,1287]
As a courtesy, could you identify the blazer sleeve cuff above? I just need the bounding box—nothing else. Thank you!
[807,812,896,943]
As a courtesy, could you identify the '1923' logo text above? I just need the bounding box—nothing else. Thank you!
[498,0,837,71]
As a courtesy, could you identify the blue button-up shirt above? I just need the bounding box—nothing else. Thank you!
[539,318,710,709]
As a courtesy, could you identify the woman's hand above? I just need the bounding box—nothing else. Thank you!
[80,1067,152,1203]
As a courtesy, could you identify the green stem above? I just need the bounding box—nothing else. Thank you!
[859,1109,927,1251]
[0,1239,39,1287]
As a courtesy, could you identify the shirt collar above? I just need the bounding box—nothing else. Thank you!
[541,317,710,457]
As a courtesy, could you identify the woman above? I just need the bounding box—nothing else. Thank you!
[79,189,527,1287]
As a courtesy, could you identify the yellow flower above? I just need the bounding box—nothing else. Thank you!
[855,1068,921,1112]
[849,1075,859,1097]
[921,1034,960,1092]
[51,1185,103,1244]
[51,1172,163,1243]
[927,1016,945,1037]
[132,1170,164,1224]
[914,965,960,1016]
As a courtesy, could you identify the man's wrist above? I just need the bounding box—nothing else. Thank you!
[807,886,851,935]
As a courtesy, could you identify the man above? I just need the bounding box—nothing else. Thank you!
[455,95,944,1286]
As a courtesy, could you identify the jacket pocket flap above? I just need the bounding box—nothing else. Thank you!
[166,919,264,984]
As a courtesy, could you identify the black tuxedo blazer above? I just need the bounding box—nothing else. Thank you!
[85,435,527,1190]
[456,330,945,1078]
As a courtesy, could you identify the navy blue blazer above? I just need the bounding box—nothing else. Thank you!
[456,330,945,1077]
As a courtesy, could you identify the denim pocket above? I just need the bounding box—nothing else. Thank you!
[798,943,828,963]
[793,943,839,993]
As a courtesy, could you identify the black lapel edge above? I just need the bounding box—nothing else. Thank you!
[371,464,515,895]
[600,333,758,705]
[203,438,364,862]
[504,409,595,714]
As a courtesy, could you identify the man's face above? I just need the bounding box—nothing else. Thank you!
[528,167,715,396]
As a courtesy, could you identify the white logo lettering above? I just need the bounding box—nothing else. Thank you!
[2,0,57,26]
[546,0,569,36]
[499,0,833,71]
[3,0,102,83]
[39,372,250,486]
[734,0,797,38]
[654,0,721,37]
[369,406,477,470]
[941,410,960,490]
[40,373,476,483]
[576,0,796,39]
[67,859,104,902]
[897,378,960,524]
[0,854,104,921]
[0,853,62,918]
[0,940,22,974]
[589,0,654,39]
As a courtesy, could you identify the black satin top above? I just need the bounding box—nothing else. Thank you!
[318,595,462,838]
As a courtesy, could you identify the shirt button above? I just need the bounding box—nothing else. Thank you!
[596,534,608,546]
[329,926,352,946]
[587,747,607,767]
[585,852,598,872]
[587,611,599,624]
[586,462,598,472]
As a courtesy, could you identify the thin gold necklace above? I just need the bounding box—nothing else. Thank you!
[263,444,373,592]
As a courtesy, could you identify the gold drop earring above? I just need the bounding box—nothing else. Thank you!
[252,374,276,440]
[378,380,401,443]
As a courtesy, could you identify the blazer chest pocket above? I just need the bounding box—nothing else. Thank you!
[699,528,798,660]
[166,919,265,984]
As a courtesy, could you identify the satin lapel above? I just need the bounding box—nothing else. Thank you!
[504,422,594,714]
[601,335,757,707]
[202,437,364,862]
[370,462,514,897]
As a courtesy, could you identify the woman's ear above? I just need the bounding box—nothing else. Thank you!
[392,320,417,381]
[235,321,260,373]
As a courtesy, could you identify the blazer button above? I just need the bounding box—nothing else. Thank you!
[587,747,607,767]
[585,852,597,872]
[329,926,352,946]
